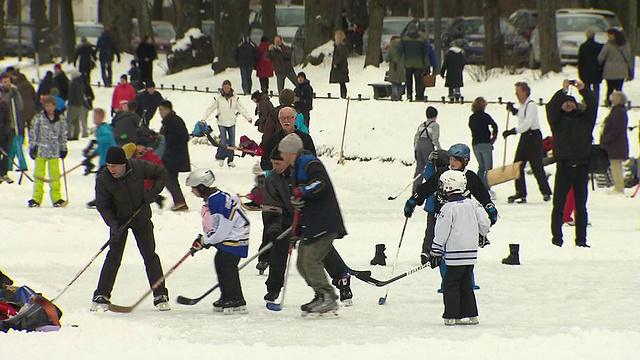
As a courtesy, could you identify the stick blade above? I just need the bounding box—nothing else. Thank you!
[387,196,395,200]
[108,303,134,313]
[176,295,198,306]
[266,302,282,311]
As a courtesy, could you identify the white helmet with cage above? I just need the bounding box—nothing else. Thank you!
[438,170,467,195]
[185,168,215,188]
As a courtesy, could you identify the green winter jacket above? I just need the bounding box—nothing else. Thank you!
[385,39,406,84]
[400,32,428,70]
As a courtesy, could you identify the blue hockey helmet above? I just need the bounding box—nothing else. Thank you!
[448,143,471,159]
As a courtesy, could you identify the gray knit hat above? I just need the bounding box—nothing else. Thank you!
[278,133,303,154]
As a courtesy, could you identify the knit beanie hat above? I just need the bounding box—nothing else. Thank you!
[106,146,127,164]
[122,143,136,159]
[426,106,438,119]
[278,133,303,154]
[279,89,295,105]
[270,147,283,160]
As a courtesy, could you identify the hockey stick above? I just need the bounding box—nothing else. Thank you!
[266,210,300,311]
[176,226,292,306]
[378,217,408,305]
[51,206,144,303]
[35,162,84,183]
[61,159,70,207]
[353,264,430,287]
[204,130,264,156]
[337,98,350,165]
[0,147,33,183]
[630,183,640,198]
[109,249,194,313]
[388,174,422,200]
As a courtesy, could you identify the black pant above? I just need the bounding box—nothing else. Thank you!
[100,61,113,86]
[94,221,168,298]
[443,264,478,319]
[605,79,624,104]
[165,170,185,204]
[215,250,244,302]
[514,130,552,197]
[140,61,154,85]
[585,82,601,108]
[299,109,310,128]
[259,77,270,95]
[0,132,15,177]
[551,162,589,245]
[339,83,347,99]
[421,211,437,254]
[405,68,423,100]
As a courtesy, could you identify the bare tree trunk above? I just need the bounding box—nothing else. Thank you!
[31,0,52,64]
[389,0,410,16]
[101,0,135,54]
[173,0,202,39]
[364,0,385,67]
[618,0,638,56]
[50,0,60,57]
[136,0,154,40]
[152,0,164,20]
[7,0,19,22]
[0,0,5,60]
[537,0,561,74]
[262,0,277,42]
[483,0,504,69]
[60,0,75,62]
[211,0,249,73]
[304,0,339,58]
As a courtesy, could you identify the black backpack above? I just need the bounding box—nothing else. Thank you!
[589,144,610,174]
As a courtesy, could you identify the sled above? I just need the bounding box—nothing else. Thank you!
[487,161,522,186]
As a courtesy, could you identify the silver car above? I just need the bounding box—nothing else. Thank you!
[531,13,609,65]
[363,16,414,59]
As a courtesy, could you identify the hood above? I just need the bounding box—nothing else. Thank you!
[220,88,234,98]
[449,46,463,53]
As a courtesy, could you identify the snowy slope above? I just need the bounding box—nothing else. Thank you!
[0,54,639,359]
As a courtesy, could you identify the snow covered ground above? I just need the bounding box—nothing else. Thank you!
[1,53,639,359]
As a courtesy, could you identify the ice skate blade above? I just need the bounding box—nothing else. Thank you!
[156,302,171,311]
[301,310,339,318]
[455,317,479,325]
[212,306,223,313]
[90,303,109,312]
[341,299,353,307]
[223,306,248,315]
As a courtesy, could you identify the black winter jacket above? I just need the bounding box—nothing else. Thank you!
[578,38,604,85]
[294,79,313,113]
[54,72,69,101]
[74,44,96,73]
[112,111,141,146]
[262,167,294,241]
[96,159,168,229]
[260,129,316,171]
[96,32,120,62]
[545,89,597,165]
[160,111,191,173]
[68,76,86,107]
[468,111,498,144]
[135,90,164,121]
[234,39,259,68]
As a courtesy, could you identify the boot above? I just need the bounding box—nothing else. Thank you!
[501,244,520,265]
[370,244,387,266]
[332,273,353,306]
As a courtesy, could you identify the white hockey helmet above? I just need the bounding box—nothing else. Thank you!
[185,168,215,187]
[439,170,466,195]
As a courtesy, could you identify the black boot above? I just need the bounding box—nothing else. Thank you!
[501,244,520,265]
[370,244,387,266]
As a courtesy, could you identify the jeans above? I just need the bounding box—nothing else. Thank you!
[8,134,27,171]
[217,125,235,163]
[67,105,88,140]
[100,61,113,86]
[472,142,493,190]
[276,70,297,95]
[240,67,253,94]
[391,82,403,100]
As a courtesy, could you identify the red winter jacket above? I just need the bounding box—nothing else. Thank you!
[256,41,274,78]
[135,147,164,190]
[111,83,136,110]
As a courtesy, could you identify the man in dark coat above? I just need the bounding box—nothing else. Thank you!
[111,100,141,146]
[578,29,604,109]
[53,64,70,101]
[294,72,313,127]
[74,37,96,82]
[37,71,57,98]
[279,133,347,317]
[135,81,163,125]
[546,80,596,248]
[260,106,315,171]
[259,88,295,148]
[251,90,274,134]
[136,36,158,86]
[440,43,465,102]
[234,36,259,95]
[400,21,429,102]
[66,70,87,140]
[265,36,297,94]
[91,146,171,312]
[159,100,190,212]
[95,26,121,87]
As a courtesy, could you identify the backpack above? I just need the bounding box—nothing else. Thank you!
[1,295,63,332]
[588,144,610,174]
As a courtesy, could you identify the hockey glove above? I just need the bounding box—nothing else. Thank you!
[420,253,430,265]
[502,128,517,139]
[485,203,498,225]
[291,187,305,210]
[506,102,518,115]
[60,149,68,159]
[427,150,440,162]
[404,198,417,218]
[190,234,210,254]
[478,234,490,248]
[29,147,37,160]
[427,251,442,269]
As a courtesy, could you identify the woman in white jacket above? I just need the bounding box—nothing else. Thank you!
[201,80,252,167]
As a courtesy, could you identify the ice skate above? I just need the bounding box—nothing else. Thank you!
[222,299,247,315]
[90,295,110,312]
[302,293,339,318]
[332,274,353,307]
[443,318,456,326]
[212,298,223,312]
[456,317,479,325]
[263,290,280,303]
[153,295,171,311]
[507,194,526,204]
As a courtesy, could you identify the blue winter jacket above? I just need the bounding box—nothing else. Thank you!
[95,123,117,166]
[423,162,436,212]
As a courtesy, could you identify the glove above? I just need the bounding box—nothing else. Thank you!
[404,198,417,218]
[485,203,498,225]
[428,251,443,269]
[60,149,68,159]
[506,102,518,115]
[109,225,122,243]
[502,128,516,139]
[478,234,490,248]
[428,150,439,162]
[266,225,281,242]
[29,147,37,160]
[490,133,497,144]
[291,187,305,210]
[190,234,210,254]
[420,252,430,265]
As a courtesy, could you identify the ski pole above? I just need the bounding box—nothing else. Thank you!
[51,205,144,303]
[378,217,409,305]
[388,174,422,200]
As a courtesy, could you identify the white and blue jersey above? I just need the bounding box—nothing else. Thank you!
[200,190,250,257]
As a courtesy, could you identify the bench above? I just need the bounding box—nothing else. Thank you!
[368,82,393,99]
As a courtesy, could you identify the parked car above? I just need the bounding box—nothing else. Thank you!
[399,17,453,43]
[250,5,305,46]
[508,9,538,39]
[3,24,36,56]
[201,20,215,44]
[75,22,103,46]
[556,8,622,30]
[442,17,530,65]
[363,16,413,58]
[131,20,176,53]
[530,13,609,65]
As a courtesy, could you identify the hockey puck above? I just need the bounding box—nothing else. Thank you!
[378,297,386,305]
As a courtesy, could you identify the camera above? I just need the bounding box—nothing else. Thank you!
[568,79,577,86]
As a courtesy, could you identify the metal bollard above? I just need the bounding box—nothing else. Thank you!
[441,96,446,103]
[498,96,502,104]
